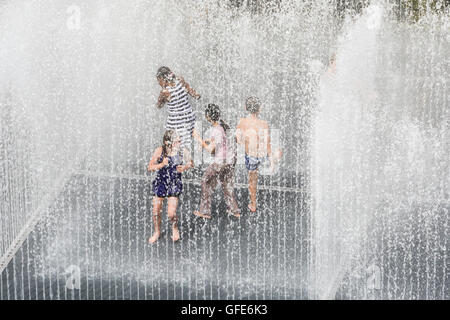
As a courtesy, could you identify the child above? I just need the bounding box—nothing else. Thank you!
[327,53,337,74]
[155,66,201,149]
[236,97,276,212]
[147,130,193,243]
[192,104,241,219]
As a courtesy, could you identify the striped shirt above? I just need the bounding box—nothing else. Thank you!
[165,79,196,148]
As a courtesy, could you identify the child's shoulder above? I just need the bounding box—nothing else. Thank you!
[247,117,268,129]
[237,117,248,128]
[160,89,170,97]
[259,118,269,128]
[154,146,163,155]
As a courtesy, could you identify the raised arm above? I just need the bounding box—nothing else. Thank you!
[156,90,170,109]
[178,76,200,99]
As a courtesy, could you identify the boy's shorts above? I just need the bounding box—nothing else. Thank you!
[245,154,266,171]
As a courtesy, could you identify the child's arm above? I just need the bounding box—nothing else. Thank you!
[264,123,275,171]
[177,147,195,173]
[193,129,215,154]
[266,124,272,159]
[235,120,244,146]
[178,76,200,99]
[203,139,215,154]
[156,90,170,109]
[147,147,168,171]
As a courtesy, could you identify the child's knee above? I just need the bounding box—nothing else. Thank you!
[168,212,178,222]
[167,206,177,217]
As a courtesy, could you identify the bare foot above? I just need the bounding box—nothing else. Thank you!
[248,204,257,213]
[171,227,180,242]
[148,232,161,244]
[230,211,241,218]
[193,211,211,219]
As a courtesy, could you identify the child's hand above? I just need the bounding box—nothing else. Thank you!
[161,157,169,167]
[177,159,193,172]
[194,93,201,100]
[274,149,283,160]
[269,159,275,174]
[192,129,201,140]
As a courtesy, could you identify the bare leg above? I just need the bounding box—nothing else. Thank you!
[248,170,258,212]
[167,197,180,242]
[149,197,163,243]
[193,211,212,219]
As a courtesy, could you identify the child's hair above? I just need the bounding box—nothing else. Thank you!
[156,66,176,83]
[329,53,336,64]
[162,129,177,157]
[205,103,230,133]
[245,96,261,114]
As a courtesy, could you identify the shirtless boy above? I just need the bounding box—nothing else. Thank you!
[236,97,274,212]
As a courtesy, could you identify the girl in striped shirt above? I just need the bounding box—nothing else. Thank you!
[155,66,200,150]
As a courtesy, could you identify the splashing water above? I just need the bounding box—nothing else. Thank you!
[313,2,449,299]
[1,0,449,300]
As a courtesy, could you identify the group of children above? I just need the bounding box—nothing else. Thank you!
[148,66,278,243]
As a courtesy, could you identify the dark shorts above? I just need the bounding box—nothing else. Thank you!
[245,154,266,171]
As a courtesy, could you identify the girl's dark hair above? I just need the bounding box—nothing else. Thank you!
[162,129,176,157]
[205,103,230,132]
[156,66,176,83]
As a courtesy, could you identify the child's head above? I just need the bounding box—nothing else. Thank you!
[329,53,336,68]
[205,103,230,132]
[205,103,220,123]
[156,66,175,87]
[245,97,261,115]
[162,129,180,156]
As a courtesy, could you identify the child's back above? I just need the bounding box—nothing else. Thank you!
[237,116,270,158]
[236,97,272,213]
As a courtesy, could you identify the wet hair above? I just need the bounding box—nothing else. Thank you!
[156,66,175,83]
[205,103,230,133]
[245,96,261,114]
[161,129,177,157]
[329,53,336,64]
